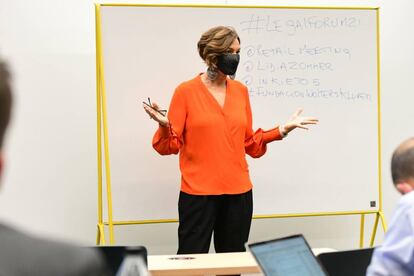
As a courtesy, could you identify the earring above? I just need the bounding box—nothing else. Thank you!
[207,67,218,80]
[229,74,236,80]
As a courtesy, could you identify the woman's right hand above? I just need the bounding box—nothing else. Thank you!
[143,102,170,127]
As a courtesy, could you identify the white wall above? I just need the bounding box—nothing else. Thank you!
[0,0,412,255]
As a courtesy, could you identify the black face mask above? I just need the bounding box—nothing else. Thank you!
[217,53,240,76]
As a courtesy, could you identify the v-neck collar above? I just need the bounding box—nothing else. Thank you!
[198,73,228,113]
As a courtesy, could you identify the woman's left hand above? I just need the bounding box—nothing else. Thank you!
[282,108,319,135]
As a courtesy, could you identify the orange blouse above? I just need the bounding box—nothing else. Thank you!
[152,74,283,195]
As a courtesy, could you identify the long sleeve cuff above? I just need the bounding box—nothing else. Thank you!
[262,126,283,143]
[158,124,171,138]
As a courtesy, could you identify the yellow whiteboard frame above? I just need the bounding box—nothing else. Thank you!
[95,3,385,246]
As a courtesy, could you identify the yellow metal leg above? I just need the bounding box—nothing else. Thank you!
[95,3,115,245]
[96,224,106,245]
[369,213,380,247]
[360,214,365,248]
[379,211,387,232]
[96,227,100,245]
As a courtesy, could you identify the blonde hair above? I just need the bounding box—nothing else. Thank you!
[197,26,240,69]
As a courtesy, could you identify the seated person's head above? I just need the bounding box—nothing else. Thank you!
[391,137,414,194]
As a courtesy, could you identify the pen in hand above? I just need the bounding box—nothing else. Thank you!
[142,97,169,127]
[142,97,167,116]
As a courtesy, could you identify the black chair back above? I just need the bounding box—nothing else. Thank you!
[317,247,374,276]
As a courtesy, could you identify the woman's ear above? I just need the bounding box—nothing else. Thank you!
[396,182,414,195]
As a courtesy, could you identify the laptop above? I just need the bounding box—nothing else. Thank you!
[247,234,328,276]
[317,247,374,276]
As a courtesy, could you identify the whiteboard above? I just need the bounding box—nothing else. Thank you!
[98,5,380,221]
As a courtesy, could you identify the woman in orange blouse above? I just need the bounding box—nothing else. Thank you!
[143,26,318,254]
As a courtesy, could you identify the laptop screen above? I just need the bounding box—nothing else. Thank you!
[248,235,327,276]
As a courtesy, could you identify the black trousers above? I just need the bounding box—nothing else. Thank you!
[177,190,253,254]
